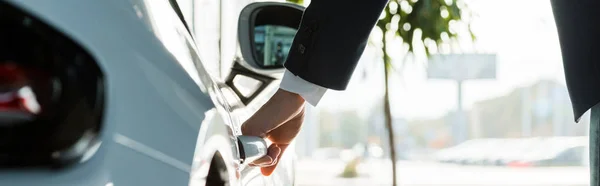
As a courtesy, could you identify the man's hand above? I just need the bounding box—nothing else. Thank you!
[241,89,305,176]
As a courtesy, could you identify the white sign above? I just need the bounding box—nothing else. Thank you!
[427,54,497,81]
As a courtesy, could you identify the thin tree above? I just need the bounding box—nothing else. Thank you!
[376,1,470,185]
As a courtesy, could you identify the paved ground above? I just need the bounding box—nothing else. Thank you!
[295,159,590,186]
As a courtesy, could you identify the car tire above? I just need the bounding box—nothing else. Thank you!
[206,153,229,186]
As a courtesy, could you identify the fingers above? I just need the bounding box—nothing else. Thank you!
[249,144,281,167]
[241,89,305,177]
[247,143,290,177]
[247,108,304,176]
[241,89,305,137]
[260,144,289,176]
[265,109,304,145]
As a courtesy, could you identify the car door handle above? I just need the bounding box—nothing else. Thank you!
[237,135,268,164]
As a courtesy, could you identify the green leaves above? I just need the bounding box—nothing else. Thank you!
[378,0,471,56]
[286,0,470,56]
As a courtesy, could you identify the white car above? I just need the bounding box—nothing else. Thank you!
[460,138,504,165]
[515,137,587,167]
[492,137,544,166]
[0,0,302,185]
[435,138,485,163]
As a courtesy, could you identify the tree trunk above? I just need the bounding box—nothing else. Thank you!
[382,33,398,186]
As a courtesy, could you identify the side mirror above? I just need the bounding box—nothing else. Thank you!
[223,2,304,107]
[238,2,304,69]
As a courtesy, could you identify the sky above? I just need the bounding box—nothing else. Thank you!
[318,0,567,120]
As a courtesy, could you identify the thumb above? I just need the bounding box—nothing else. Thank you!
[249,144,281,166]
[260,144,289,176]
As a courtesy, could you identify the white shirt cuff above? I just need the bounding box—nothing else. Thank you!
[279,70,327,106]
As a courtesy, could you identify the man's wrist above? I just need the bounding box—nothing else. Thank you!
[277,88,305,104]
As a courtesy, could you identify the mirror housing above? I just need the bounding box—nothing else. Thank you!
[238,2,304,70]
[224,2,304,107]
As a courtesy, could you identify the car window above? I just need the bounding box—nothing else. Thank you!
[182,0,221,78]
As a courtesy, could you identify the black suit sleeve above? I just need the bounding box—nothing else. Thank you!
[284,0,389,90]
[550,0,600,122]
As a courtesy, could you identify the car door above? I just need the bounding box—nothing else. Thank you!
[217,2,303,185]
[175,1,299,185]
[173,0,281,185]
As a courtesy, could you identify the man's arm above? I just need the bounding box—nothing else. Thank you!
[242,0,389,176]
[284,0,389,90]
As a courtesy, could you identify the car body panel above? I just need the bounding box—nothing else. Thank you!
[1,0,294,185]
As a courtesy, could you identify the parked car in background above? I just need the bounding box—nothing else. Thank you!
[477,138,520,165]
[465,139,510,165]
[435,138,487,163]
[436,136,587,167]
[492,138,544,166]
[510,137,587,167]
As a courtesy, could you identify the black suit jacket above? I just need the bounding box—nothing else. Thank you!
[286,0,598,122]
[551,1,600,122]
[284,0,389,90]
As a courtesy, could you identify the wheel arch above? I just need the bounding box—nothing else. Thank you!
[191,108,239,185]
